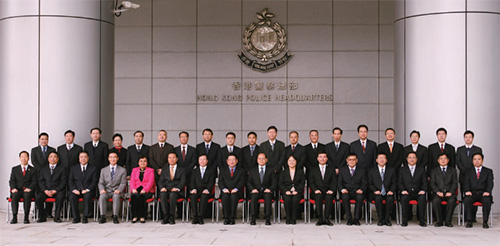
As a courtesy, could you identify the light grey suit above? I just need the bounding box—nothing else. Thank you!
[98,165,127,216]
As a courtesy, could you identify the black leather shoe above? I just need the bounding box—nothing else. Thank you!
[47,214,54,218]
[324,219,333,226]
[316,219,323,226]
[466,222,473,228]
[10,217,17,224]
[285,219,290,225]
[385,220,392,226]
[419,221,427,227]
[198,218,204,225]
[346,220,353,226]
[191,218,198,224]
[161,217,169,224]
[250,218,256,225]
[483,223,489,229]
[401,221,408,227]
[113,215,119,224]
[223,219,229,225]
[54,217,62,223]
[230,219,235,225]
[377,221,384,226]
[353,220,361,226]
[291,220,296,225]
[445,222,453,227]
[132,217,138,224]
[434,222,443,227]
[24,218,30,224]
[99,216,106,224]
[72,218,80,224]
[169,219,176,225]
[265,219,271,226]
[82,217,88,224]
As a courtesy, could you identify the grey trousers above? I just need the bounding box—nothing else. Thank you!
[99,192,122,216]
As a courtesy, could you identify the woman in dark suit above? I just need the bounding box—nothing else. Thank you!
[279,155,305,224]
[129,155,155,223]
[110,133,128,169]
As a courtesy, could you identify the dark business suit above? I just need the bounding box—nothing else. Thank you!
[9,165,37,218]
[309,164,337,221]
[304,143,326,172]
[338,165,366,221]
[68,164,98,220]
[456,145,482,185]
[149,142,175,173]
[350,139,377,170]
[429,166,458,224]
[196,141,221,171]
[240,144,259,172]
[398,165,428,223]
[462,166,493,223]
[403,144,428,169]
[218,145,241,169]
[189,166,215,219]
[57,144,83,173]
[285,144,306,170]
[367,166,396,222]
[31,145,56,170]
[279,167,305,222]
[325,141,350,170]
[35,164,67,220]
[175,144,197,185]
[84,141,109,171]
[428,142,455,176]
[218,165,246,221]
[159,165,185,221]
[259,140,286,173]
[377,142,404,174]
[109,147,127,169]
[247,165,276,219]
[125,144,150,176]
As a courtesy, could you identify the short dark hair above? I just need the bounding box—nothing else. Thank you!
[377,152,387,158]
[64,130,75,137]
[287,154,297,161]
[289,131,298,137]
[108,152,118,158]
[437,152,449,159]
[168,152,178,158]
[48,151,59,158]
[90,127,102,134]
[198,154,208,159]
[137,154,148,163]
[112,133,123,141]
[463,130,474,138]
[267,126,278,132]
[472,153,484,159]
[317,151,327,157]
[247,131,257,138]
[159,129,167,134]
[227,153,238,160]
[436,127,447,135]
[347,153,358,159]
[410,130,420,138]
[357,124,368,132]
[38,132,49,139]
[406,151,417,158]
[226,132,236,138]
[202,128,213,135]
[134,130,144,137]
[179,131,189,137]
[332,127,343,134]
[79,150,89,157]
[385,128,395,134]
[309,129,318,135]
[19,151,29,157]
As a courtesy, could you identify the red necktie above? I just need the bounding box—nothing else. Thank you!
[182,146,186,162]
[362,142,366,153]
[477,168,480,179]
[440,144,444,153]
[292,145,295,151]
[22,167,26,176]
[231,168,234,177]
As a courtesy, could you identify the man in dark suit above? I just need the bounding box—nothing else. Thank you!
[399,152,428,227]
[195,128,221,172]
[377,128,404,174]
[368,153,396,226]
[159,152,185,225]
[430,153,457,227]
[175,131,197,184]
[31,132,56,170]
[304,130,326,174]
[9,151,37,224]
[259,126,286,173]
[338,153,366,226]
[57,130,83,174]
[463,153,493,229]
[403,130,428,169]
[456,130,483,186]
[35,152,67,223]
[219,132,241,169]
[218,154,246,225]
[84,127,109,172]
[309,152,336,226]
[350,125,377,170]
[428,127,455,176]
[68,151,98,223]
[189,155,215,225]
[240,132,260,172]
[149,130,175,182]
[285,131,306,170]
[125,130,150,177]
[325,127,350,175]
[248,153,277,226]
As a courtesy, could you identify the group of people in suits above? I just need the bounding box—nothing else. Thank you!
[8,125,494,229]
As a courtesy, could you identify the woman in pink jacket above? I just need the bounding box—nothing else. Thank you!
[130,155,156,223]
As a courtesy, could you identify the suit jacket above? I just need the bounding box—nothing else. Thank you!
[38,164,67,192]
[398,165,428,193]
[31,145,56,170]
[9,164,37,191]
[456,145,483,176]
[279,167,305,194]
[304,143,326,170]
[403,144,428,169]
[377,142,404,171]
[240,144,260,172]
[57,144,83,172]
[158,165,186,191]
[148,142,174,171]
[218,165,246,194]
[429,166,458,194]
[218,145,241,169]
[350,139,377,170]
[428,142,455,176]
[125,144,151,176]
[190,166,216,193]
[308,164,337,193]
[130,167,156,193]
[367,166,397,194]
[285,144,307,170]
[109,147,128,169]
[338,165,366,192]
[325,141,350,170]
[68,164,98,192]
[175,145,197,178]
[463,166,493,194]
[259,140,286,172]
[247,165,277,193]
[196,142,221,171]
[84,141,109,170]
[98,165,127,193]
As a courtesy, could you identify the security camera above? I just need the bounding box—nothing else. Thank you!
[114,1,140,14]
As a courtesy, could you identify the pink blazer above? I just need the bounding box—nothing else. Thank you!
[130,167,156,193]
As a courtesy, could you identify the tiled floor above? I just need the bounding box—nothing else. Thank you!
[1,213,499,245]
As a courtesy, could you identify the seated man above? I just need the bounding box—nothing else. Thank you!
[248,153,276,226]
[35,152,67,223]
[463,153,494,229]
[69,151,98,223]
[338,153,366,226]
[399,152,427,227]
[430,153,457,227]
[309,152,336,226]
[189,154,215,225]
[9,151,37,224]
[159,152,186,225]
[98,152,127,224]
[218,153,246,225]
[368,153,396,226]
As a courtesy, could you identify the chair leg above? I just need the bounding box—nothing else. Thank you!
[6,199,10,222]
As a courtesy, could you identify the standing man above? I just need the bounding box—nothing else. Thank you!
[377,128,404,174]
[463,153,493,229]
[35,152,67,223]
[196,128,221,172]
[57,130,83,173]
[219,132,241,169]
[430,153,457,227]
[218,154,246,225]
[84,127,109,172]
[428,128,455,176]
[175,131,197,186]
[367,153,396,226]
[350,125,377,171]
[403,130,428,169]
[241,132,260,172]
[68,151,98,224]
[31,132,56,170]
[159,152,186,225]
[149,130,175,182]
[325,127,350,175]
[456,130,483,186]
[125,130,150,177]
[9,151,37,224]
[285,131,306,170]
[309,152,336,226]
[248,153,277,226]
[259,126,286,173]
[338,153,366,226]
[304,130,326,173]
[399,152,428,227]
[98,152,127,224]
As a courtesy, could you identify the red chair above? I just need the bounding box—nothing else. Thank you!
[277,191,307,224]
[66,197,97,222]
[429,190,461,225]
[397,198,430,225]
[368,199,399,224]
[461,201,494,227]
[5,197,35,222]
[246,198,276,223]
[307,188,337,224]
[338,199,368,225]
[186,186,216,223]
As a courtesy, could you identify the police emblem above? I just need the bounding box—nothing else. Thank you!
[238,8,293,72]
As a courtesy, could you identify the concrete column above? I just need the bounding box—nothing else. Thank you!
[0,0,115,211]
[395,0,500,214]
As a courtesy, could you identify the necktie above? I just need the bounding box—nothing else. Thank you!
[82,166,86,175]
[410,167,415,177]
[380,168,386,196]
[313,144,317,150]
[440,144,444,153]
[389,143,393,153]
[321,166,325,179]
[259,167,264,183]
[477,168,480,179]
[206,144,209,154]
[442,167,446,177]
[292,145,295,151]
[467,147,470,157]
[137,145,141,153]
[335,144,339,151]
[250,146,255,156]
[67,145,71,151]
[362,141,366,153]
[22,167,26,176]
[50,165,54,175]
[201,168,205,179]
[182,146,186,162]
[271,143,274,151]
[160,143,164,150]
[111,166,115,180]
[230,167,234,177]
[229,146,233,153]
[42,147,47,158]
[350,168,354,177]
[94,143,97,148]
[170,166,174,181]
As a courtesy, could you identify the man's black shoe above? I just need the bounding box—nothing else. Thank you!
[113,215,119,224]
[419,221,427,227]
[82,217,88,224]
[445,222,453,227]
[385,221,392,226]
[401,221,408,227]
[265,219,271,226]
[199,218,204,225]
[324,219,333,226]
[10,217,17,224]
[161,217,169,224]
[483,223,489,229]
[24,218,30,224]
[250,218,256,225]
[466,222,473,228]
[230,219,235,225]
[434,222,443,227]
[346,220,353,226]
[316,219,323,226]
[72,218,81,224]
[37,217,47,223]
[353,220,361,226]
[377,220,384,226]
[98,216,106,224]
[223,219,229,225]
[169,220,176,225]
[54,217,62,223]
